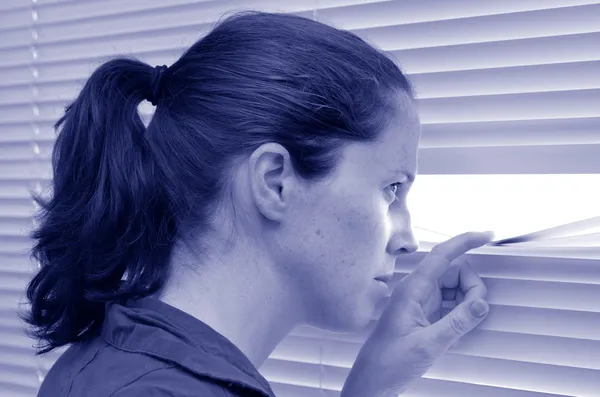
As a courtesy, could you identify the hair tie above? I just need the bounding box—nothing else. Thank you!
[148,65,168,106]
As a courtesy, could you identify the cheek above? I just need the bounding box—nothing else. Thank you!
[328,197,389,275]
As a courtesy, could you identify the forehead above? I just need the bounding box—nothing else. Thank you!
[379,97,420,172]
[323,92,420,189]
[354,94,420,177]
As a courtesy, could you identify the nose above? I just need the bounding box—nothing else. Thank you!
[387,226,419,255]
[398,233,419,254]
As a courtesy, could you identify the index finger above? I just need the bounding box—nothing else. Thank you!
[413,231,494,280]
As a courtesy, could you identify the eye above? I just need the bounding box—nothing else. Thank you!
[385,182,403,201]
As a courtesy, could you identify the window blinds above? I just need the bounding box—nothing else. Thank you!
[0,0,598,396]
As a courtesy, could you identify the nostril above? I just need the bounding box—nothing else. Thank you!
[399,242,419,254]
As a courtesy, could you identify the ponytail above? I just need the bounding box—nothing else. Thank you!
[21,58,176,354]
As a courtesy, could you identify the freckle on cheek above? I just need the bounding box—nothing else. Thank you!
[316,229,321,236]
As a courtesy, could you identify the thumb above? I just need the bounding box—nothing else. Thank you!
[428,298,489,353]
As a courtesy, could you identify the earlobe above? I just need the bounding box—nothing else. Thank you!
[248,143,293,222]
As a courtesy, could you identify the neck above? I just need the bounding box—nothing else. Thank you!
[156,236,303,369]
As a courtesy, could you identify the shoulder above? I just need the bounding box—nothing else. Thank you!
[110,365,235,397]
[46,340,241,397]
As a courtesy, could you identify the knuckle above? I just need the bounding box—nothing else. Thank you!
[452,257,469,268]
[411,337,436,362]
[480,282,488,297]
[448,314,469,336]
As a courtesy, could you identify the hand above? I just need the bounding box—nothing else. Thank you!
[341,231,494,397]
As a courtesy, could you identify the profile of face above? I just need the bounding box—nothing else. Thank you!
[264,92,421,333]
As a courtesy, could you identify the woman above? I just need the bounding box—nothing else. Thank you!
[23,11,493,397]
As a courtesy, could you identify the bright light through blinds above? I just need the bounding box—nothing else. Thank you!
[409,174,600,243]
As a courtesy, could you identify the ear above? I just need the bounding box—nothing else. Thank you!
[246,142,296,222]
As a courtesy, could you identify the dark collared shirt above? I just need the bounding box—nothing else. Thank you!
[37,297,276,397]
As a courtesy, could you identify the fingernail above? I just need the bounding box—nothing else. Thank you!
[470,298,489,317]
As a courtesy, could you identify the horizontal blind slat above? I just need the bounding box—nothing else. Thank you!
[397,251,600,284]
[352,4,600,51]
[373,276,600,315]
[420,117,600,148]
[317,0,600,30]
[0,262,36,278]
[411,60,600,99]
[0,160,51,180]
[0,235,36,254]
[0,141,53,161]
[419,89,600,123]
[268,377,571,397]
[0,30,33,50]
[260,354,600,396]
[293,303,600,344]
[0,216,33,237]
[0,0,31,12]
[272,331,600,371]
[418,144,600,174]
[0,7,33,32]
[395,32,600,75]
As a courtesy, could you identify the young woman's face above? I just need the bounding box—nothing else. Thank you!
[276,93,421,332]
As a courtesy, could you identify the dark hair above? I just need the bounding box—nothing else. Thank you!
[20,10,415,354]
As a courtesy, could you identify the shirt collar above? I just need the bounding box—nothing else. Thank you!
[102,297,275,397]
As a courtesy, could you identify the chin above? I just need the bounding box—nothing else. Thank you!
[309,299,376,334]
